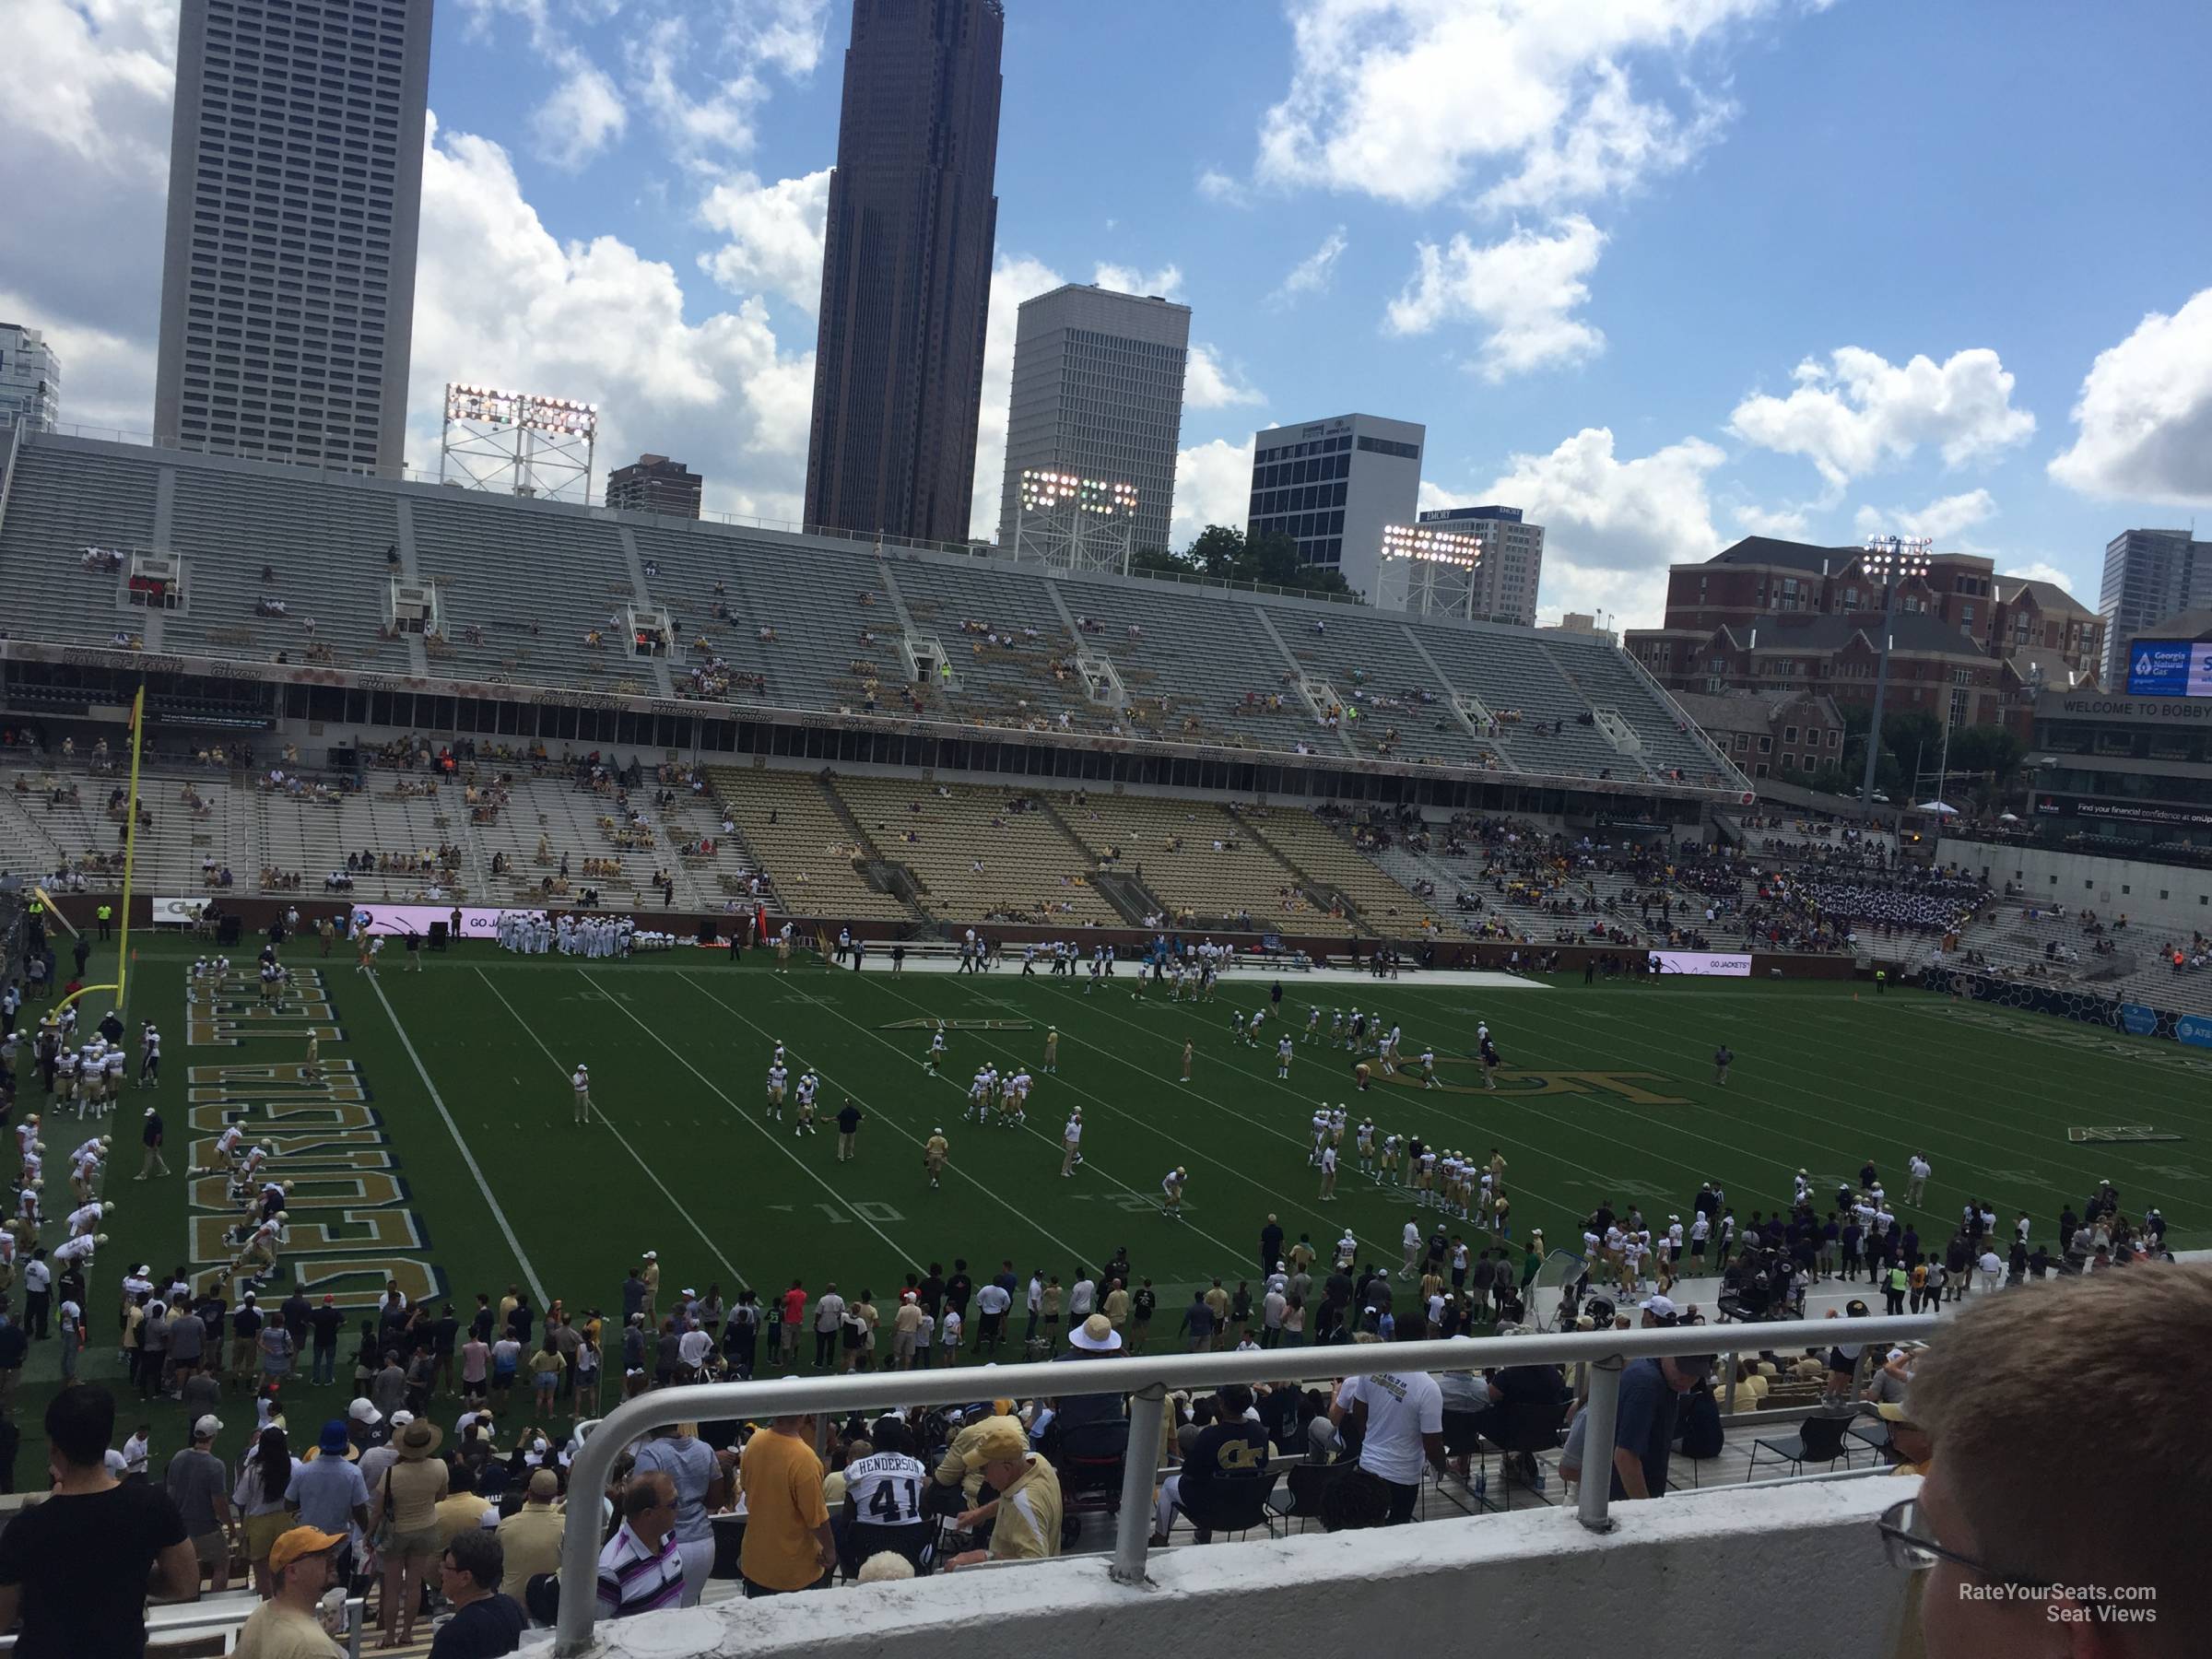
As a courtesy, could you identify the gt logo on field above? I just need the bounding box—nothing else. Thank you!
[1380,1063,1688,1106]
[2067,1125,2183,1143]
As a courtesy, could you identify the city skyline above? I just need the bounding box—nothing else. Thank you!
[5,1,2210,626]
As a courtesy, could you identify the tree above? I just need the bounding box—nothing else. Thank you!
[1140,524,1353,598]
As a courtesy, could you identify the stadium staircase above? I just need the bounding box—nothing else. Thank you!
[813,774,930,923]
[1030,795,1160,924]
[1225,806,1375,932]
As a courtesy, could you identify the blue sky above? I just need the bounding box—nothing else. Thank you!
[7,0,2211,628]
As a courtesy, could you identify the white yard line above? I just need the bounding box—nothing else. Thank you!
[474,968,752,1293]
[366,971,547,1307]
[663,972,1099,1272]
[680,970,1248,1279]
[587,971,927,1274]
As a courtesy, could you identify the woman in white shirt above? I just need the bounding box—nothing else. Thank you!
[233,1425,307,1596]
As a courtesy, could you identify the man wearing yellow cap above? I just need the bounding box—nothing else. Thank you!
[233,1524,346,1657]
[946,1417,1063,1569]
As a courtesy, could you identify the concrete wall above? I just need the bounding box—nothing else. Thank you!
[1941,837,2212,941]
[581,1476,1910,1659]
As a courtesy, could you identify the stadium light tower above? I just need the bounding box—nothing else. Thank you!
[1375,524,1484,619]
[1010,470,1139,576]
[439,383,600,503]
[1855,534,1934,821]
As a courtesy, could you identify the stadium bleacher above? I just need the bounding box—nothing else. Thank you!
[0,432,1745,789]
[0,430,1770,944]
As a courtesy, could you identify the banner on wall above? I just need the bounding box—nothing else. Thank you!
[152,896,212,925]
[1648,951,1753,977]
[346,903,508,938]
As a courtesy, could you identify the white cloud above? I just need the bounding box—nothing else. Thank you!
[1183,346,1265,410]
[1429,427,1725,627]
[2000,560,2077,594]
[1092,263,1183,299]
[1479,63,1735,214]
[0,1,178,429]
[1728,346,2037,490]
[1269,227,1348,308]
[1253,0,1783,212]
[1732,503,1810,539]
[697,168,831,312]
[2047,288,2212,507]
[0,295,158,434]
[1170,437,1257,549]
[1195,169,1252,207]
[627,17,765,166]
[970,254,1073,541]
[407,119,813,522]
[1383,216,1606,380]
[529,60,628,170]
[735,0,832,77]
[1852,488,1996,545]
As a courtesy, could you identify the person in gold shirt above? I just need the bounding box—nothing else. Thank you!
[233,1525,347,1658]
[737,1415,835,1595]
[947,1418,1062,1569]
[495,1467,566,1603]
[923,1129,949,1190]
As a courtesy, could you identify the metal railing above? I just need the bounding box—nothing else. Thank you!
[553,1314,1934,1655]
[0,1594,366,1655]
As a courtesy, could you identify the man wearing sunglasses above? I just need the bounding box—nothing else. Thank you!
[1877,1264,2205,1658]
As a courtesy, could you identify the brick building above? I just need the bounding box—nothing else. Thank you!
[1629,536,2103,738]
[1668,689,1846,782]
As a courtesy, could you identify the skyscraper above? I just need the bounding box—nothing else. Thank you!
[152,0,435,476]
[1245,413,1424,597]
[2098,528,2212,685]
[997,284,1189,555]
[0,323,62,434]
[606,453,703,519]
[1416,504,1547,626]
[806,0,1004,546]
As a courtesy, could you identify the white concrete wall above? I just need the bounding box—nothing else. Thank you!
[579,1476,1910,1659]
[1942,837,2212,941]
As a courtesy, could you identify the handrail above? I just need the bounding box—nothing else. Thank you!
[0,1594,366,1655]
[553,1314,1935,1654]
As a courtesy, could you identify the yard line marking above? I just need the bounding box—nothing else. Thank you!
[1367,979,2208,1223]
[665,973,1099,1270]
[675,971,1215,1277]
[864,972,1365,1246]
[586,971,925,1274]
[1030,975,1634,1230]
[474,968,751,1292]
[366,972,547,1308]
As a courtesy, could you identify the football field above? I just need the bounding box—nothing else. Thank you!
[22,935,2208,1463]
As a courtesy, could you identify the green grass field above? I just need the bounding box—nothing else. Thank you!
[18,935,2208,1474]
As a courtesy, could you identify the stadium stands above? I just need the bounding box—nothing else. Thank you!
[830,776,1116,926]
[707,767,917,924]
[1049,794,1356,935]
[0,432,1747,797]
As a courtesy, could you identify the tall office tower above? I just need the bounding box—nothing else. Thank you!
[1245,412,1424,597]
[1416,503,1547,626]
[152,0,435,476]
[996,284,1189,555]
[805,0,1004,545]
[606,453,704,519]
[0,324,63,434]
[2098,528,2212,685]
